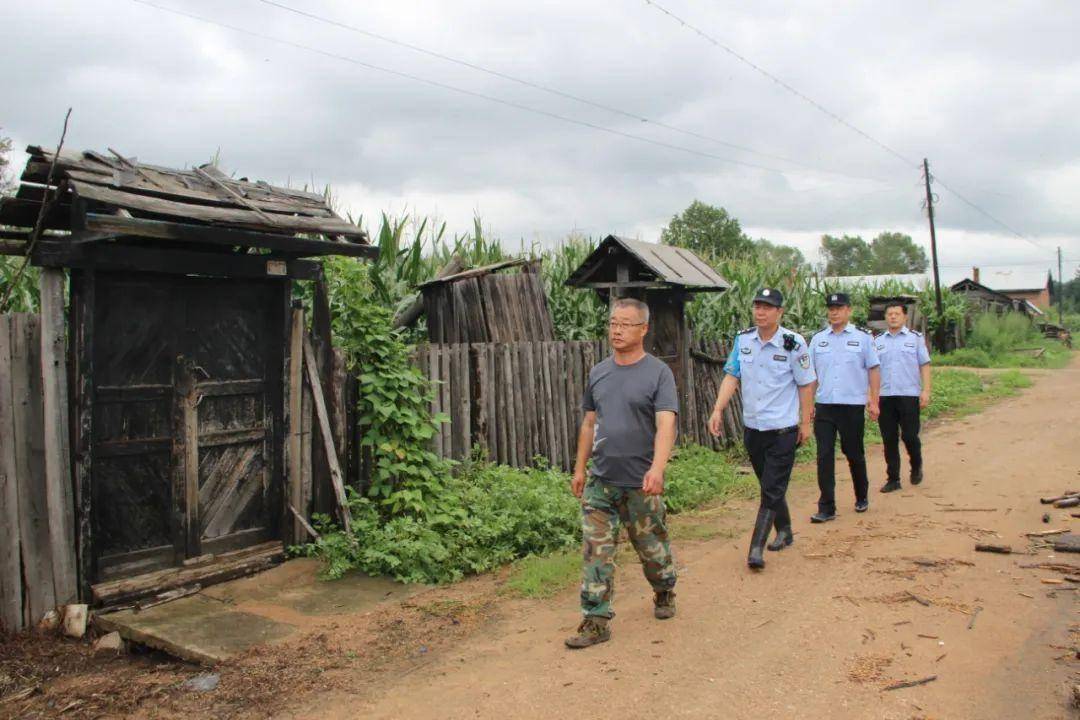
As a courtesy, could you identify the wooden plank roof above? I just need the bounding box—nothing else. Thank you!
[0,145,373,258]
[565,235,729,291]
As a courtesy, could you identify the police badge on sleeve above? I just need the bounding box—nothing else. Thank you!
[798,353,810,369]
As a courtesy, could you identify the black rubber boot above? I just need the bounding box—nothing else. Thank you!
[767,502,793,552]
[747,508,776,570]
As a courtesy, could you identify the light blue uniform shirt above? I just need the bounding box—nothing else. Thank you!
[874,326,931,397]
[809,323,880,405]
[723,325,816,431]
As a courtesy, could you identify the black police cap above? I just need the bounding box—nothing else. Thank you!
[752,288,783,307]
[825,291,851,307]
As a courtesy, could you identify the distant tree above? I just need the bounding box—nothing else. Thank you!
[0,132,13,196]
[754,239,807,270]
[821,231,929,275]
[820,234,874,275]
[660,200,754,259]
[870,231,928,273]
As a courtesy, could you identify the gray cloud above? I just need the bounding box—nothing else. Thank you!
[2,0,1077,270]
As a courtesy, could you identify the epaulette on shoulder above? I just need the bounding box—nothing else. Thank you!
[737,326,756,335]
[910,329,924,337]
[856,325,875,336]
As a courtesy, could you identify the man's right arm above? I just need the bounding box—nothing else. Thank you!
[572,411,597,498]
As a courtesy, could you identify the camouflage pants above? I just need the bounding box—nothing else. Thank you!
[580,479,676,619]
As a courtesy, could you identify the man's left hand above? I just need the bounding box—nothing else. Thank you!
[919,391,930,409]
[867,399,880,420]
[642,467,665,496]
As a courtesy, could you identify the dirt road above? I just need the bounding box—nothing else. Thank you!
[292,358,1080,720]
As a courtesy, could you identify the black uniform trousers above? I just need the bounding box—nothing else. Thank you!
[744,426,798,516]
[878,395,922,483]
[814,403,868,513]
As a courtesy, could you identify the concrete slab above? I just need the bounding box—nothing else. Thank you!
[96,559,425,665]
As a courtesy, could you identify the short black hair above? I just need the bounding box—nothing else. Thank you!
[884,302,908,315]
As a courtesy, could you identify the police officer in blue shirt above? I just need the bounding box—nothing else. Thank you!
[809,292,881,522]
[710,288,815,570]
[875,301,932,492]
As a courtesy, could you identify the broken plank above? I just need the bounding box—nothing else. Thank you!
[884,675,938,691]
[303,334,352,534]
[289,504,320,541]
[975,544,1012,554]
[92,541,283,607]
[70,180,360,237]
[83,213,373,258]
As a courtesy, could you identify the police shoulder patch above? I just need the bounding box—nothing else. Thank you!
[798,353,810,369]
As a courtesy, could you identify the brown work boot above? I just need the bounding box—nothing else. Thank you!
[564,616,610,649]
[654,591,676,620]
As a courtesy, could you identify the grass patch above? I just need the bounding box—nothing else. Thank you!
[933,314,1075,369]
[504,551,579,599]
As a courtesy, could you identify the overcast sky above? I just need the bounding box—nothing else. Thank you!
[3,0,1077,275]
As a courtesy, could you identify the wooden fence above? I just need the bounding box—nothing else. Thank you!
[413,338,744,471]
[1,299,78,632]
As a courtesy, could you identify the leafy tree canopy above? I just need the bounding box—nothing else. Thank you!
[821,231,928,275]
[660,200,754,259]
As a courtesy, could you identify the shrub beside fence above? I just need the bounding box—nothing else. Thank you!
[413,338,744,471]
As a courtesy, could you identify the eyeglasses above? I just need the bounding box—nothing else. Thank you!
[608,321,645,330]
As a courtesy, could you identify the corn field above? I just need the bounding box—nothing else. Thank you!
[345,213,967,345]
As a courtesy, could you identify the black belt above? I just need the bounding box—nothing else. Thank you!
[748,425,798,436]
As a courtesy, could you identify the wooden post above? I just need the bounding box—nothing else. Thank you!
[303,334,352,533]
[287,305,304,543]
[71,270,95,601]
[12,314,55,624]
[39,269,77,605]
[0,316,23,630]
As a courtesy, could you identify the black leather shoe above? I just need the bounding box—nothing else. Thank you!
[747,508,775,570]
[880,480,902,493]
[855,500,869,513]
[767,502,793,551]
[910,467,923,485]
[810,511,836,523]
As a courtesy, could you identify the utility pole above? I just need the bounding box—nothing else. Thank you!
[923,158,944,349]
[1059,246,1064,326]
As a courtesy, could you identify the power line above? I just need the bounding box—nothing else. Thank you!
[129,0,897,187]
[253,0,894,185]
[642,0,918,169]
[643,0,1050,253]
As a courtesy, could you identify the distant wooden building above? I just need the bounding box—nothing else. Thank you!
[565,235,729,437]
[0,145,374,621]
[949,278,1018,315]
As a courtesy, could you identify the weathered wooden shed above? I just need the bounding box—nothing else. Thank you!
[949,278,1016,315]
[564,235,729,436]
[0,146,374,619]
[416,259,555,343]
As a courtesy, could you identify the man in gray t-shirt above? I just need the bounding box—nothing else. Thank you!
[583,353,679,487]
[565,298,679,650]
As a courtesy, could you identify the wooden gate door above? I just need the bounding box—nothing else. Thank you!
[182,280,284,559]
[89,273,285,582]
